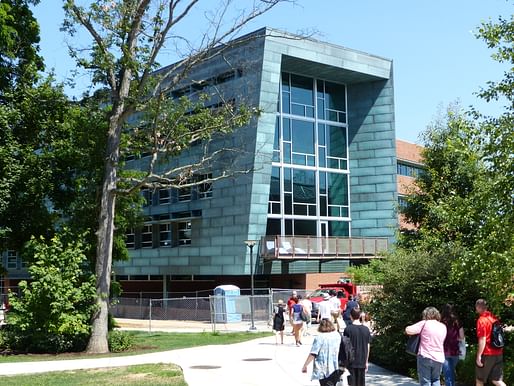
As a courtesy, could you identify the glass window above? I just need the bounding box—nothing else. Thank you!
[141,225,153,248]
[397,162,423,177]
[7,251,18,269]
[159,224,171,247]
[283,143,291,164]
[294,220,317,235]
[159,188,170,205]
[318,123,326,146]
[318,147,326,167]
[266,219,281,236]
[283,168,292,192]
[292,120,315,155]
[290,74,314,106]
[329,221,349,236]
[269,167,281,202]
[327,125,347,159]
[281,72,290,92]
[178,186,191,201]
[177,221,191,245]
[197,174,212,199]
[141,189,152,207]
[293,169,316,204]
[285,219,293,235]
[325,81,346,112]
[284,193,293,215]
[273,117,280,151]
[283,118,291,141]
[328,173,348,206]
[126,228,135,249]
[319,172,327,195]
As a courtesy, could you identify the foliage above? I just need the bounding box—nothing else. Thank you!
[60,0,290,353]
[0,0,43,96]
[108,330,134,352]
[5,231,96,353]
[364,243,480,372]
[0,363,186,386]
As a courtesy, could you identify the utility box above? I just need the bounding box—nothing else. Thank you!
[213,285,242,323]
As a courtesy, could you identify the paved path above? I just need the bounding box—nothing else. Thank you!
[0,334,418,385]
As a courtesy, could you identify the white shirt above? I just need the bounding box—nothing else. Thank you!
[318,300,332,320]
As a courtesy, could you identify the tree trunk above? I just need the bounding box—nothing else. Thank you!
[86,105,125,353]
[86,156,117,353]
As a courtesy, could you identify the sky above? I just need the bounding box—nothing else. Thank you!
[32,0,512,143]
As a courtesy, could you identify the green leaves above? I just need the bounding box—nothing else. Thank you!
[7,231,96,353]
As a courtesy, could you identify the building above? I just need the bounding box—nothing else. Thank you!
[396,139,424,229]
[113,27,398,296]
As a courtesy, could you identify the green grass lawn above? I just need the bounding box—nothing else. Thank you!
[0,330,272,363]
[0,330,272,385]
[0,363,187,386]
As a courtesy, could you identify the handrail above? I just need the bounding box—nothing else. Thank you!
[259,235,387,260]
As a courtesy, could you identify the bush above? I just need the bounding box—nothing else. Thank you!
[108,330,134,352]
[6,232,96,353]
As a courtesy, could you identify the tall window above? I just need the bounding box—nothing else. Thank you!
[268,72,350,237]
[159,224,172,247]
[177,221,191,245]
[196,174,213,199]
[158,188,170,204]
[141,225,153,248]
[7,250,18,269]
[126,228,135,249]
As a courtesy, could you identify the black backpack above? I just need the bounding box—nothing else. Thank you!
[491,319,505,349]
[339,333,355,368]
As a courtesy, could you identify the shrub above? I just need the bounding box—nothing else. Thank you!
[108,330,134,352]
[6,232,96,353]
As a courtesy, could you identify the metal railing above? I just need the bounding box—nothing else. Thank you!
[260,235,388,259]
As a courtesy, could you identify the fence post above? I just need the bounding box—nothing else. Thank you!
[149,299,152,333]
[139,291,143,319]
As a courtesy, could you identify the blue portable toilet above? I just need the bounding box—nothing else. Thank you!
[213,285,242,323]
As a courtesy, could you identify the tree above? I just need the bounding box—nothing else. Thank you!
[0,0,43,97]
[62,0,293,353]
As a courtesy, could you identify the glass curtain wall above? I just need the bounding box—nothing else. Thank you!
[267,72,350,237]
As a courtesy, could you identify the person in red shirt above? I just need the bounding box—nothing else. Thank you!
[287,291,298,334]
[475,299,505,386]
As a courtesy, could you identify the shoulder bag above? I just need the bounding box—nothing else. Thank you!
[406,322,426,356]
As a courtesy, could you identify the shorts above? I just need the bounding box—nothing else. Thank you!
[476,354,503,382]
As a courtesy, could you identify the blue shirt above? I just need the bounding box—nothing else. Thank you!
[309,331,341,380]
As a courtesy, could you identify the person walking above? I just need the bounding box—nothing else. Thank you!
[272,299,286,344]
[287,290,298,335]
[301,294,313,336]
[343,307,371,386]
[343,295,359,327]
[405,306,447,386]
[302,319,342,386]
[475,299,506,386]
[329,289,342,331]
[317,292,333,323]
[291,295,305,346]
[440,304,465,386]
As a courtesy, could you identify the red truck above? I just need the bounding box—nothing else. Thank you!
[308,280,357,320]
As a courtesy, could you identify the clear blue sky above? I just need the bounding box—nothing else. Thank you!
[32,0,512,143]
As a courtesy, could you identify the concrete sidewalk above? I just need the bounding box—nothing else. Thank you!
[0,334,418,385]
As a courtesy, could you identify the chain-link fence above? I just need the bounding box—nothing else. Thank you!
[109,288,317,332]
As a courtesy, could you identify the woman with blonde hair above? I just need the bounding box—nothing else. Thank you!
[406,307,447,386]
[302,319,342,385]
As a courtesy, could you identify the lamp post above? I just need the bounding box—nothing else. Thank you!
[244,240,257,331]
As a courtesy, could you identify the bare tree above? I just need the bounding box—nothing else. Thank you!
[62,0,293,353]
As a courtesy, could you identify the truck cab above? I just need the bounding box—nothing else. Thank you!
[308,280,357,321]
